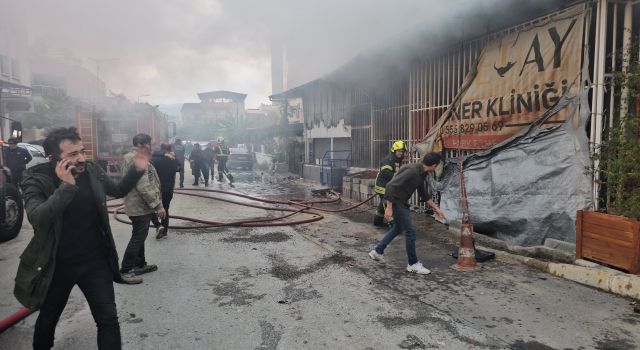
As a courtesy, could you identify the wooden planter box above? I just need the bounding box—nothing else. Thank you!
[576,210,640,274]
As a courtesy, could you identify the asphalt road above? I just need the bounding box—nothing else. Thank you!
[0,169,638,349]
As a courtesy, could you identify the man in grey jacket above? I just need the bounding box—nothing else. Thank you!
[120,133,166,276]
[368,152,445,275]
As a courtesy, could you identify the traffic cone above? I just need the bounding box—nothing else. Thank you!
[451,222,479,272]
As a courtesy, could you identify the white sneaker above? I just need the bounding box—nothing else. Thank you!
[406,262,431,275]
[368,250,385,262]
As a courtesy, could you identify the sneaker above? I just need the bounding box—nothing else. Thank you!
[156,227,167,240]
[406,262,431,275]
[132,264,158,275]
[368,250,385,262]
[120,272,143,284]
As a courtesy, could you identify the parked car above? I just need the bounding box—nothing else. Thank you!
[19,143,48,168]
[227,152,253,170]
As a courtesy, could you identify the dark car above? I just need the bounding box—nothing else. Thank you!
[227,152,253,170]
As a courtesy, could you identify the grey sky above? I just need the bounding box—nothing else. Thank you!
[6,0,470,108]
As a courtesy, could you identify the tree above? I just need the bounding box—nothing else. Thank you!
[593,43,640,220]
[215,112,257,145]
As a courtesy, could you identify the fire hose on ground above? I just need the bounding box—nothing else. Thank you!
[0,188,376,333]
[109,187,377,229]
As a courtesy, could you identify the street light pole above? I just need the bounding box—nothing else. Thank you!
[137,94,150,103]
[87,57,118,102]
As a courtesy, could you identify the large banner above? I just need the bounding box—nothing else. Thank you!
[441,7,585,149]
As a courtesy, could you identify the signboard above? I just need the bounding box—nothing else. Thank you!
[441,7,585,149]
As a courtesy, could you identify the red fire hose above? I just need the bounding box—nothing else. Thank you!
[0,307,35,334]
[108,187,376,229]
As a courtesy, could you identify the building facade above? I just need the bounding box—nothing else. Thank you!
[0,8,32,140]
[30,52,106,103]
[271,0,638,247]
[181,90,247,124]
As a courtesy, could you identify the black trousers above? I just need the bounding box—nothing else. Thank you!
[374,194,387,225]
[121,214,154,272]
[11,169,24,187]
[151,191,174,230]
[217,160,233,182]
[200,166,209,184]
[33,256,120,350]
[162,192,173,229]
[160,191,173,229]
[178,161,184,187]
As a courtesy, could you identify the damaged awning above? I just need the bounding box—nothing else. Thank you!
[415,4,593,246]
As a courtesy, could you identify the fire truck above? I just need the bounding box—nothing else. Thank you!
[76,102,175,178]
[0,82,28,242]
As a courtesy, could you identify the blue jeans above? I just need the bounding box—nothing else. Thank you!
[375,202,418,265]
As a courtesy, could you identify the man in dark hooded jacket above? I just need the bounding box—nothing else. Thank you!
[151,143,180,239]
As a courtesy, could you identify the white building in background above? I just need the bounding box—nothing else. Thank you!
[0,8,32,140]
[0,11,30,89]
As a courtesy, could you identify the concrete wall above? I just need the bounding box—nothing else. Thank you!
[303,164,322,183]
[341,175,378,208]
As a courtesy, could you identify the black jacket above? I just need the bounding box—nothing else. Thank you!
[374,153,402,195]
[384,163,430,208]
[172,143,185,163]
[151,152,180,193]
[189,149,206,174]
[203,148,216,166]
[15,162,143,308]
[4,146,32,173]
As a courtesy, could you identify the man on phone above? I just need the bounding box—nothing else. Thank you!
[120,134,165,276]
[15,127,149,349]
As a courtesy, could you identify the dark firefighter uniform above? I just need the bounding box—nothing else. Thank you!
[214,138,234,184]
[373,140,407,227]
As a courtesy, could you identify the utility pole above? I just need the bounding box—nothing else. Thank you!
[137,94,150,103]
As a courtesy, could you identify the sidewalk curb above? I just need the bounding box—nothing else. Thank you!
[478,245,640,300]
[338,195,640,300]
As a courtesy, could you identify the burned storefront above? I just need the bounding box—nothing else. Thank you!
[271,0,639,247]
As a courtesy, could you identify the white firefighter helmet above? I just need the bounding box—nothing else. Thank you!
[217,136,224,143]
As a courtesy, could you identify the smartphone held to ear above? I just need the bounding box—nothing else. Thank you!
[68,163,78,176]
[52,156,78,175]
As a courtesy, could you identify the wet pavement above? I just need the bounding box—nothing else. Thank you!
[0,168,639,349]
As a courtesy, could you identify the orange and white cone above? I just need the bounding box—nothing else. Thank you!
[451,222,479,272]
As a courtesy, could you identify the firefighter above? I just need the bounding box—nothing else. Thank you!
[214,136,234,184]
[373,140,407,227]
